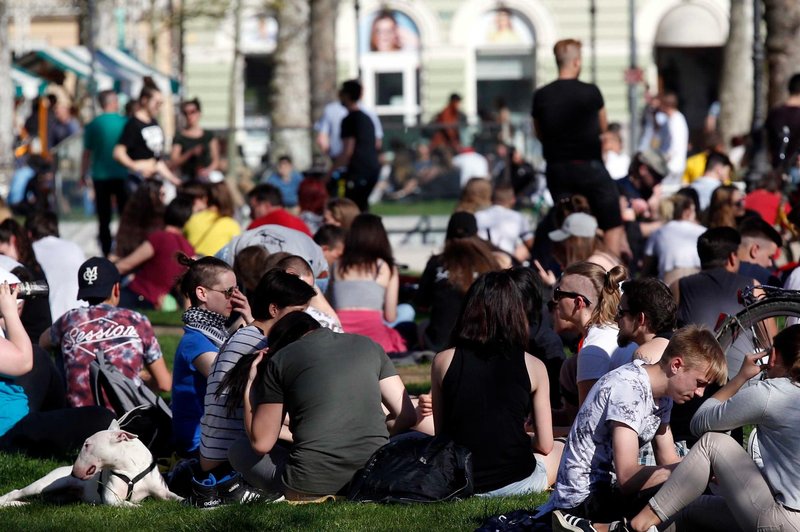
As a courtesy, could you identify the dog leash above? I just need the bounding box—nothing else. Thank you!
[100,461,158,502]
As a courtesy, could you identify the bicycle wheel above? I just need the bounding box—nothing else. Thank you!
[715,297,800,380]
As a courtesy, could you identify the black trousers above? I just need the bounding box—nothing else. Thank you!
[0,347,115,458]
[94,178,128,256]
[545,160,623,230]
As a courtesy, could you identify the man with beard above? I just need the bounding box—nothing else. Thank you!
[609,277,676,371]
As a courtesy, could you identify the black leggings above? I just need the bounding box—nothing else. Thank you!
[0,348,115,458]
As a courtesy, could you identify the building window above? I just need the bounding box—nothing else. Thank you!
[359,9,421,126]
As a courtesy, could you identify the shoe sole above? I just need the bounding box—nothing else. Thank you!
[552,510,594,532]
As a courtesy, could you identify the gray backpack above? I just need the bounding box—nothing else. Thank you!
[89,349,173,457]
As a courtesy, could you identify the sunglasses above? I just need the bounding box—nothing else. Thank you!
[547,287,592,312]
[615,305,635,320]
[205,286,236,299]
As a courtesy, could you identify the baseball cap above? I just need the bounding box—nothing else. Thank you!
[549,212,598,242]
[446,212,479,240]
[77,257,120,301]
[637,150,669,179]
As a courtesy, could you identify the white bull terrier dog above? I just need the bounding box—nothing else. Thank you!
[0,420,182,507]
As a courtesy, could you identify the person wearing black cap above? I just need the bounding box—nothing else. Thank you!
[40,257,171,410]
[414,212,504,352]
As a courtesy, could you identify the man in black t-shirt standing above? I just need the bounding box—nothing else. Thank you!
[765,73,800,172]
[532,39,629,259]
[328,80,381,211]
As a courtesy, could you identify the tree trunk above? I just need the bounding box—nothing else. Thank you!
[270,0,312,170]
[0,0,14,190]
[309,0,339,126]
[718,0,753,147]
[764,0,800,108]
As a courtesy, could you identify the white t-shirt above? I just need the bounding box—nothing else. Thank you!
[550,360,672,509]
[576,325,636,383]
[475,205,531,256]
[645,220,706,280]
[32,236,86,321]
[452,152,489,187]
[604,151,631,180]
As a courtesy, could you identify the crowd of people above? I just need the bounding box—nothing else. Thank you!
[0,37,798,531]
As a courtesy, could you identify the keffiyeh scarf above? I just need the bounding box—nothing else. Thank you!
[182,307,228,347]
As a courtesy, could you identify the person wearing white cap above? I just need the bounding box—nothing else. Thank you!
[548,212,621,273]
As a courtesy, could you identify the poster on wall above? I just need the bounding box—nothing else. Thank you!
[360,9,420,53]
[240,12,278,54]
[477,7,534,46]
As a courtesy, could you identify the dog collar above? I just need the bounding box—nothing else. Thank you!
[102,461,158,502]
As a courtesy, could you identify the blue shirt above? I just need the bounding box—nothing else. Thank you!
[172,328,218,453]
[264,171,304,207]
[0,379,29,436]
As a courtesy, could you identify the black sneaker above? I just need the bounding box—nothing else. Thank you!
[216,472,270,505]
[184,475,223,510]
[552,510,598,532]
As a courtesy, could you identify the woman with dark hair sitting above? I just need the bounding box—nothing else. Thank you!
[182,272,315,507]
[114,197,195,310]
[228,310,416,501]
[329,213,415,354]
[415,211,502,352]
[429,269,563,497]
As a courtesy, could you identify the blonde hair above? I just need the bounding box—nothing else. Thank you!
[562,261,628,326]
[661,325,727,386]
[457,178,492,214]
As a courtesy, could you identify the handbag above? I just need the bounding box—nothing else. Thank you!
[347,435,474,503]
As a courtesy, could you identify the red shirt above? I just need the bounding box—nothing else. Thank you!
[129,230,195,306]
[247,209,312,236]
[744,189,789,226]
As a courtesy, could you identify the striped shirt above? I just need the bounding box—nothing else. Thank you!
[199,325,267,462]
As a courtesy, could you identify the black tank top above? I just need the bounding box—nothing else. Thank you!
[441,345,536,492]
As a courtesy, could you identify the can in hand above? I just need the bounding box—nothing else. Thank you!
[12,281,50,299]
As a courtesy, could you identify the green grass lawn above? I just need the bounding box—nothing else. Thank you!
[371,200,458,217]
[0,451,547,530]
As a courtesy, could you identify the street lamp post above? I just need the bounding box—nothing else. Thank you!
[590,0,597,84]
[628,0,638,155]
[355,0,362,78]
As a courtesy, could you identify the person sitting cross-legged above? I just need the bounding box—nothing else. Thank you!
[227,311,417,502]
[548,325,727,531]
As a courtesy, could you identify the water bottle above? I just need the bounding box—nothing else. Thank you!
[12,281,50,299]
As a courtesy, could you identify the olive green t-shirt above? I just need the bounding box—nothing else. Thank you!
[83,112,128,180]
[253,328,396,495]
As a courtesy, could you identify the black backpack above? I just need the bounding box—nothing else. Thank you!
[89,349,173,458]
[348,435,474,503]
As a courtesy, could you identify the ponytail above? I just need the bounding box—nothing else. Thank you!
[562,261,628,327]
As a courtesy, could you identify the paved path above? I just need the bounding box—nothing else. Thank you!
[61,215,449,273]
